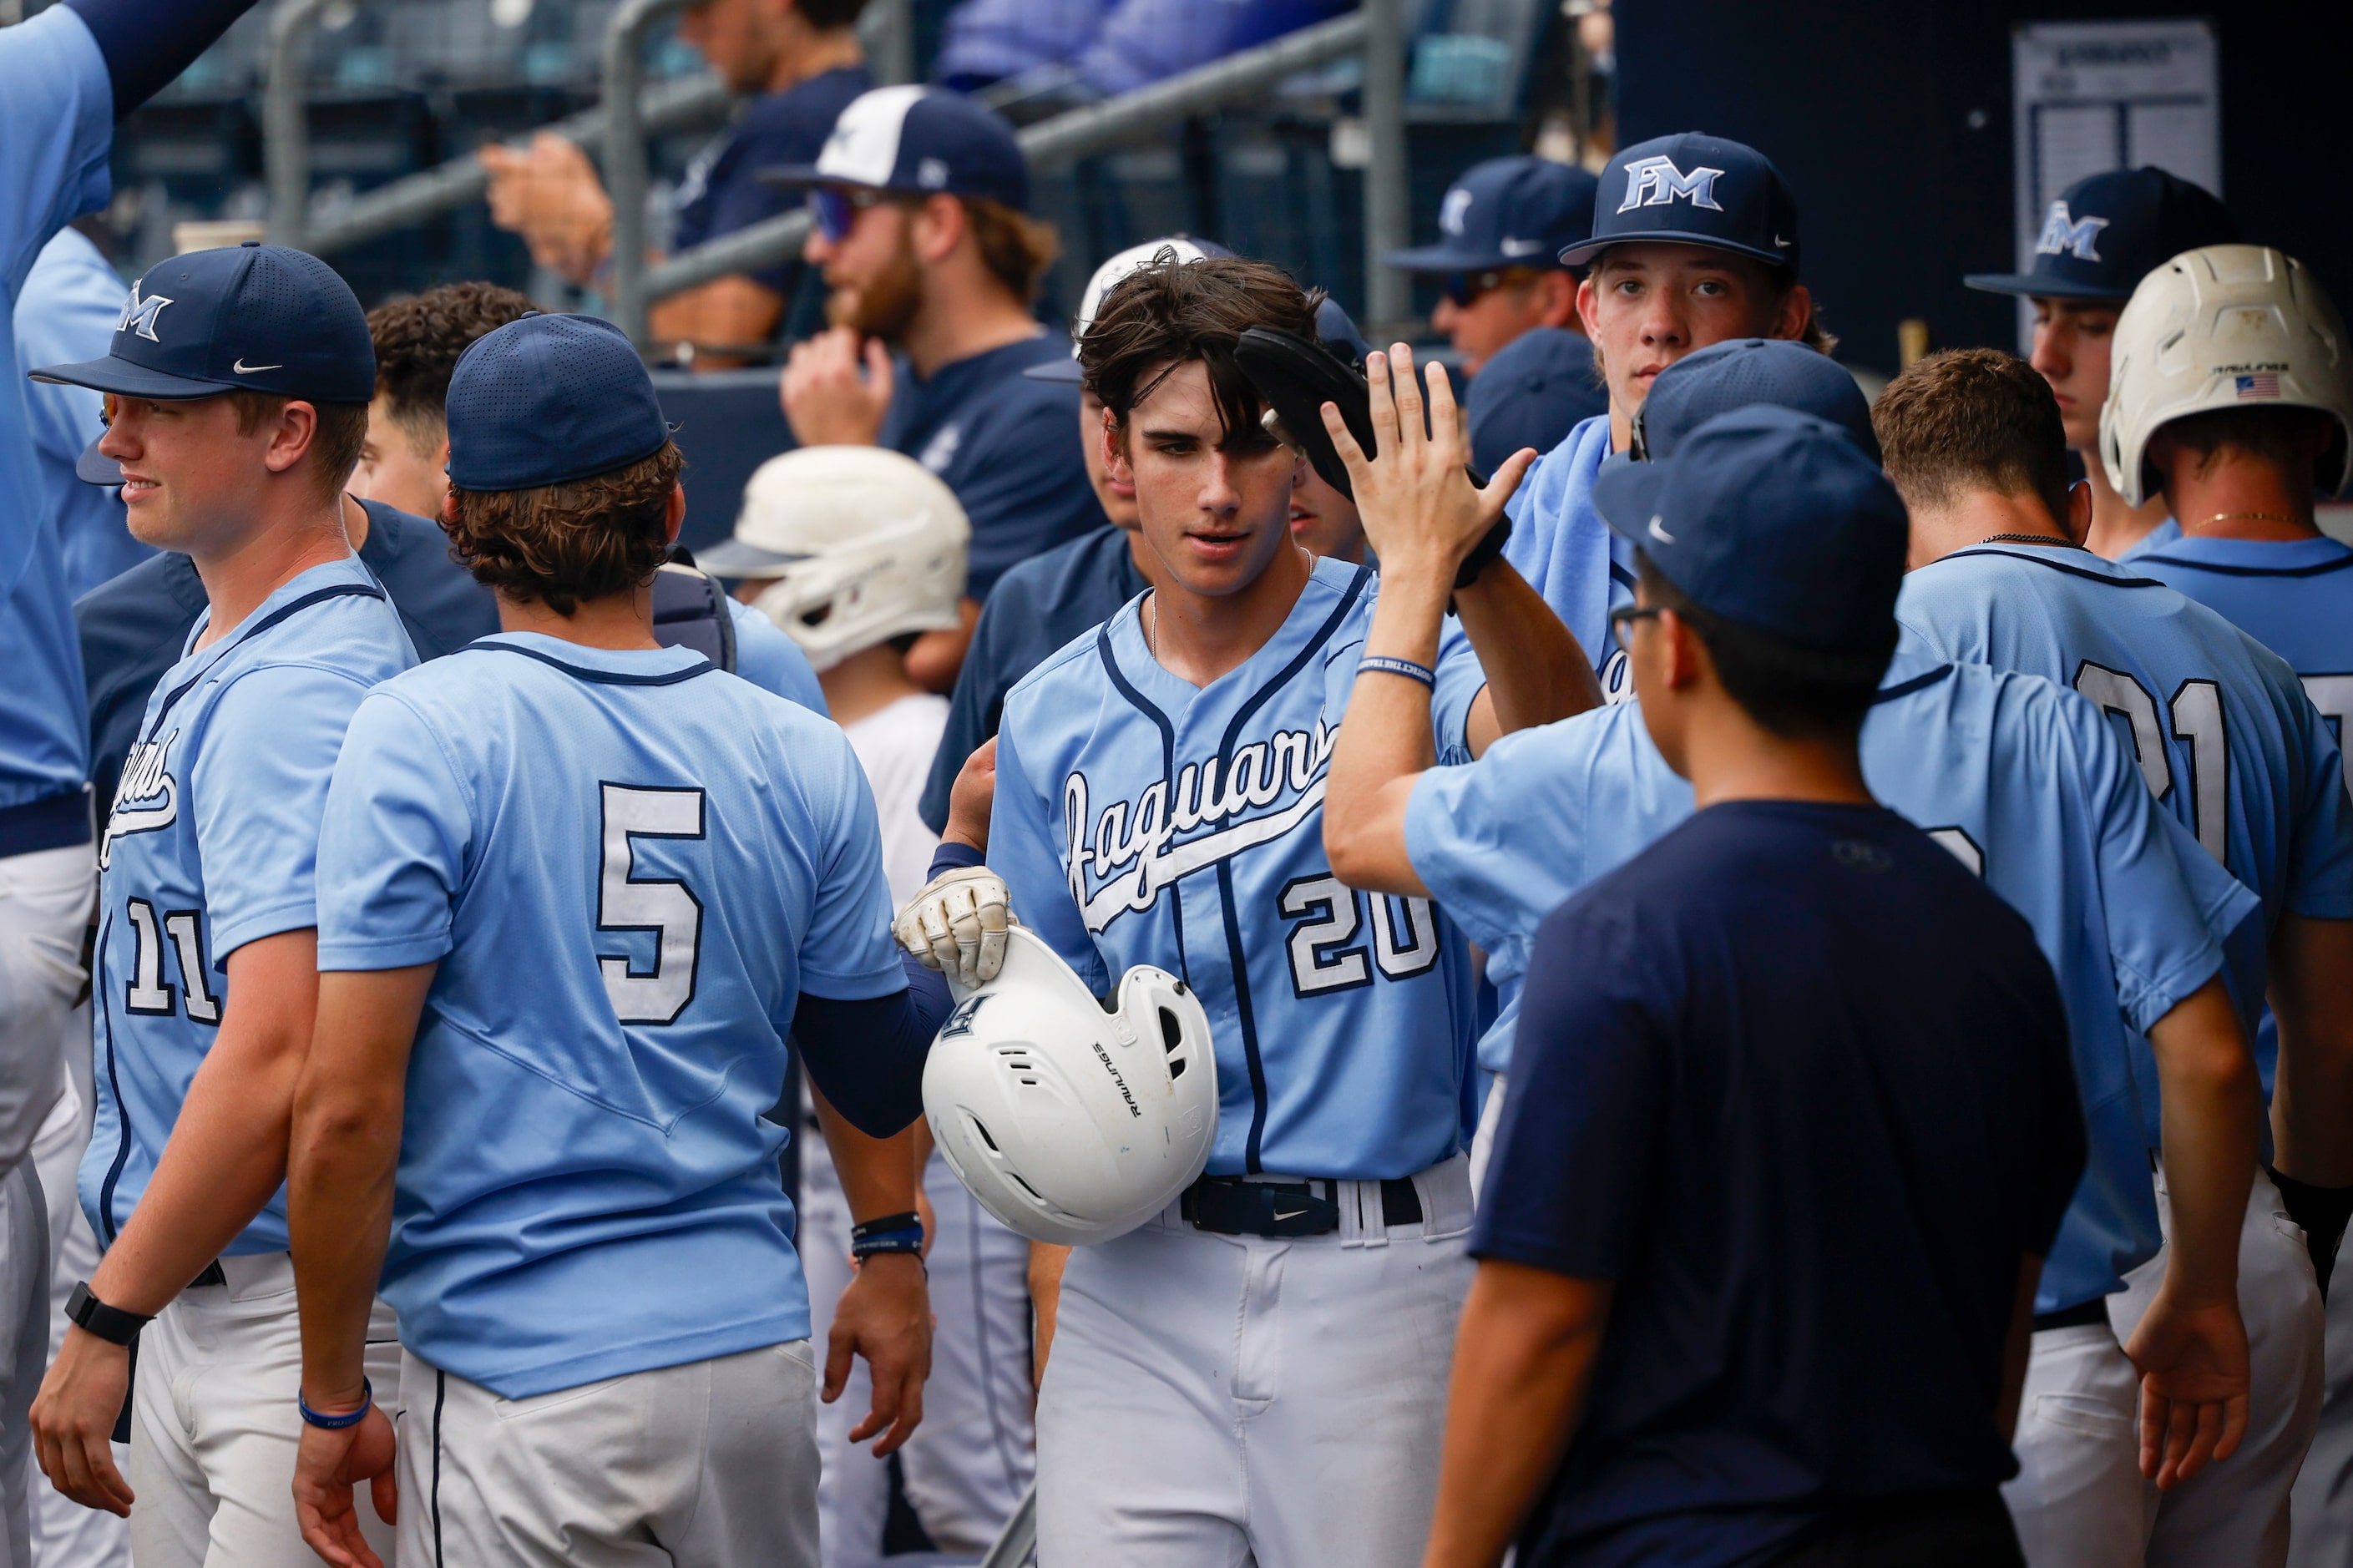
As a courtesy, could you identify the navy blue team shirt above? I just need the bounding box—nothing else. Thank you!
[1480,800,2083,1567]
[669,64,869,314]
[918,520,1148,832]
[880,331,1108,602]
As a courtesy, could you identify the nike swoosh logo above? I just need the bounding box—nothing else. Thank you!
[232,358,283,373]
[1272,1207,1308,1222]
[1648,516,1677,545]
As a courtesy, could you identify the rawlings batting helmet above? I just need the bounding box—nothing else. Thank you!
[704,447,969,670]
[2102,245,2352,506]
[923,928,1218,1247]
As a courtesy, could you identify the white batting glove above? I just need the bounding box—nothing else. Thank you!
[893,866,1017,989]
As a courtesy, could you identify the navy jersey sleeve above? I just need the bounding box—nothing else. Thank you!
[63,0,256,120]
[958,397,1106,600]
[1471,898,1667,1279]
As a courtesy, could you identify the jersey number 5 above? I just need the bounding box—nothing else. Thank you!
[596,784,706,1024]
[2074,664,2229,862]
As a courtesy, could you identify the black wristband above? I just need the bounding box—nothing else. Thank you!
[2268,1166,2353,1300]
[851,1211,922,1243]
[851,1211,924,1261]
[1452,514,1512,591]
[64,1281,150,1346]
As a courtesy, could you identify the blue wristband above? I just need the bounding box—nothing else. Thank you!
[1358,655,1436,690]
[851,1227,925,1260]
[298,1377,372,1430]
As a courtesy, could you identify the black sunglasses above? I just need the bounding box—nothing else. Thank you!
[1609,604,1664,650]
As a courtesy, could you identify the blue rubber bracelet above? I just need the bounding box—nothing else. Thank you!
[1358,655,1437,690]
[851,1227,925,1259]
[298,1377,372,1430]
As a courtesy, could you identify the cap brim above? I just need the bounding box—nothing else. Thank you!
[75,436,121,486]
[692,538,809,579]
[1558,232,1793,269]
[30,356,230,400]
[1385,243,1519,272]
[1961,272,2133,301]
[756,164,902,195]
[1022,358,1084,383]
[1589,456,1675,549]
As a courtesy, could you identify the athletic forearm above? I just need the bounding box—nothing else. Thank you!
[289,965,432,1408]
[1423,1262,1611,1568]
[1325,564,1444,896]
[91,930,319,1313]
[2266,914,2353,1186]
[1451,560,1601,741]
[2148,977,2262,1300]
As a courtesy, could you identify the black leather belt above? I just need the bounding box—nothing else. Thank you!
[1181,1174,1424,1237]
[2032,1297,2112,1333]
[188,1261,225,1289]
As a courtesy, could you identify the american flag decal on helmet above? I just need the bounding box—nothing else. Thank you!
[2236,372,2281,398]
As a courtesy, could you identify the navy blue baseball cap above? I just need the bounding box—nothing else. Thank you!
[1466,326,1606,475]
[444,313,671,491]
[1592,405,1906,655]
[1314,296,1373,369]
[1386,156,1599,274]
[1630,338,1878,463]
[31,242,372,404]
[1562,133,1800,275]
[1964,167,2236,301]
[762,85,1029,211]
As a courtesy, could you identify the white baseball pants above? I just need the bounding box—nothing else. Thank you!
[801,1131,1034,1565]
[1035,1155,1475,1568]
[128,1254,402,1568]
[2285,1227,2353,1568]
[394,1340,819,1567]
[30,1070,129,1568]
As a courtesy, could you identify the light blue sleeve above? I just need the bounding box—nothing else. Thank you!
[0,7,113,296]
[1892,575,1969,663]
[989,713,1111,993]
[16,230,119,467]
[1405,724,1595,961]
[2282,690,2353,920]
[316,690,471,972]
[192,663,372,962]
[2062,690,2254,1032]
[1430,617,1486,766]
[792,721,903,999]
[726,599,828,716]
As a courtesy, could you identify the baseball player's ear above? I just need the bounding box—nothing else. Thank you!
[2064,479,2093,544]
[1771,282,1814,344]
[665,482,686,545]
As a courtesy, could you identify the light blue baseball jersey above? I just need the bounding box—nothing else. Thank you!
[1897,541,2353,1131]
[2133,533,2353,799]
[0,6,113,813]
[316,633,904,1399]
[726,594,828,714]
[1409,646,2254,1311]
[989,557,1488,1180]
[18,225,144,599]
[2118,518,2181,560]
[1500,412,1639,704]
[83,554,415,1252]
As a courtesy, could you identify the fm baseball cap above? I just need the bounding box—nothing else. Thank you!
[1386,156,1599,274]
[32,241,373,405]
[444,313,671,491]
[1025,236,1231,384]
[1562,132,1800,275]
[1592,404,1906,655]
[762,85,1029,212]
[1965,167,2236,301]
[1630,338,1878,463]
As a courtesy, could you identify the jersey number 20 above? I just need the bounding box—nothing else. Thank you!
[2075,664,2229,862]
[1278,873,1441,998]
[596,784,706,1024]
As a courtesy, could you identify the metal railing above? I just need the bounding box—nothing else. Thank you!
[259,0,1411,345]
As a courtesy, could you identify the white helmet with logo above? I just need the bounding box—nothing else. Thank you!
[923,928,1218,1247]
[2101,244,2352,506]
[701,447,969,671]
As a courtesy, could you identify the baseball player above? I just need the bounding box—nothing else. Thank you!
[1961,166,2236,561]
[0,8,263,1561]
[1323,341,2264,1557]
[284,312,952,1568]
[1881,347,2353,1566]
[701,445,1035,1564]
[20,243,410,1568]
[1384,155,1599,380]
[1425,407,2087,1565]
[2100,245,2353,1568]
[1502,132,1827,705]
[898,253,1587,1565]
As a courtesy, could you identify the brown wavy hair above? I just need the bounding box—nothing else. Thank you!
[367,282,536,454]
[445,442,685,615]
[1080,252,1323,443]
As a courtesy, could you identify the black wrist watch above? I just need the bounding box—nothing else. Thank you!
[65,1281,151,1346]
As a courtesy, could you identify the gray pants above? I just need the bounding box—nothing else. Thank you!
[2286,1227,2353,1568]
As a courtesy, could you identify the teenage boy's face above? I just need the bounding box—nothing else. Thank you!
[1110,360,1301,599]
[99,392,276,553]
[350,395,451,522]
[1579,244,1802,422]
[2027,298,2121,453]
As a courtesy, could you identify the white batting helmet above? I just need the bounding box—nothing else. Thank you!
[923,928,1218,1247]
[703,447,969,671]
[2101,244,2352,506]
